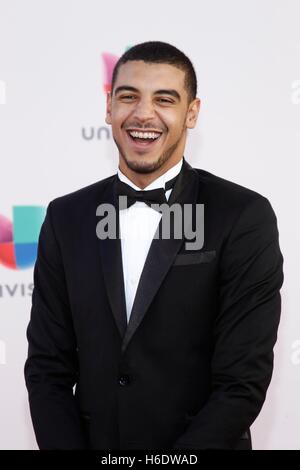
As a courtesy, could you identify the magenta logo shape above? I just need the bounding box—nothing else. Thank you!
[101,53,119,94]
[101,47,131,93]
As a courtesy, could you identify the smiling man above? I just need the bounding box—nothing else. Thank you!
[106,58,199,185]
[24,41,284,450]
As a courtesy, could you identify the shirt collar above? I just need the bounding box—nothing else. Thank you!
[117,158,183,191]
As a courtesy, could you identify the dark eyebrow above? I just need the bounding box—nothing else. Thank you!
[114,86,181,101]
[114,86,139,95]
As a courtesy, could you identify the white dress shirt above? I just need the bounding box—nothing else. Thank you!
[117,158,183,323]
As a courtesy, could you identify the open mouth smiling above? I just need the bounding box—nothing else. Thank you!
[126,129,163,147]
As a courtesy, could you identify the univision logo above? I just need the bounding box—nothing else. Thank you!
[82,48,130,141]
[0,206,46,270]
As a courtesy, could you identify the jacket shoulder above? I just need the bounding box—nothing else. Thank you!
[194,167,268,206]
[48,174,115,212]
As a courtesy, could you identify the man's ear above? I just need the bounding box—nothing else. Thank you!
[186,98,201,129]
[105,92,112,125]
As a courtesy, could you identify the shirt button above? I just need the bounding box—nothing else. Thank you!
[119,375,130,386]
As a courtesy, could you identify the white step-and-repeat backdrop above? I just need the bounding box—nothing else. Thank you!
[0,0,298,449]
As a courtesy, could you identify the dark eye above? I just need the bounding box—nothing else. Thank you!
[157,98,172,104]
[121,95,136,101]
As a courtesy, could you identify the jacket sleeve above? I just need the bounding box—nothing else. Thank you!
[173,196,284,449]
[24,201,87,449]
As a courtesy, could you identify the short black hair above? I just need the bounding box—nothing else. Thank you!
[111,41,197,103]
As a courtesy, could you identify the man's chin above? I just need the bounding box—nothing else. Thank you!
[123,155,163,174]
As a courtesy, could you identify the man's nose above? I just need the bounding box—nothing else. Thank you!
[132,98,155,122]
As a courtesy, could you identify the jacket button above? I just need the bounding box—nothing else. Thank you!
[119,375,130,386]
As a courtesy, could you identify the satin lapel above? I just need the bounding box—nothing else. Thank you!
[98,177,127,339]
[121,159,200,353]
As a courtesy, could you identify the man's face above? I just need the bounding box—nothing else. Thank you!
[106,60,200,174]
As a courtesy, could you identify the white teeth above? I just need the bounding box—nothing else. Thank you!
[129,131,161,139]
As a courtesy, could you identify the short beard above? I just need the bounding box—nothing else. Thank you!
[114,126,186,175]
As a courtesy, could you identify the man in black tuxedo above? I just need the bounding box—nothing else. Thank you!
[24,41,284,450]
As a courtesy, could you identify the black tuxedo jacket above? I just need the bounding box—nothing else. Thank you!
[24,158,284,450]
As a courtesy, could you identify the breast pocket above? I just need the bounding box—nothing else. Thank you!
[173,250,216,266]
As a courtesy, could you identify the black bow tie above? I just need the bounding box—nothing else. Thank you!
[116,175,178,211]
